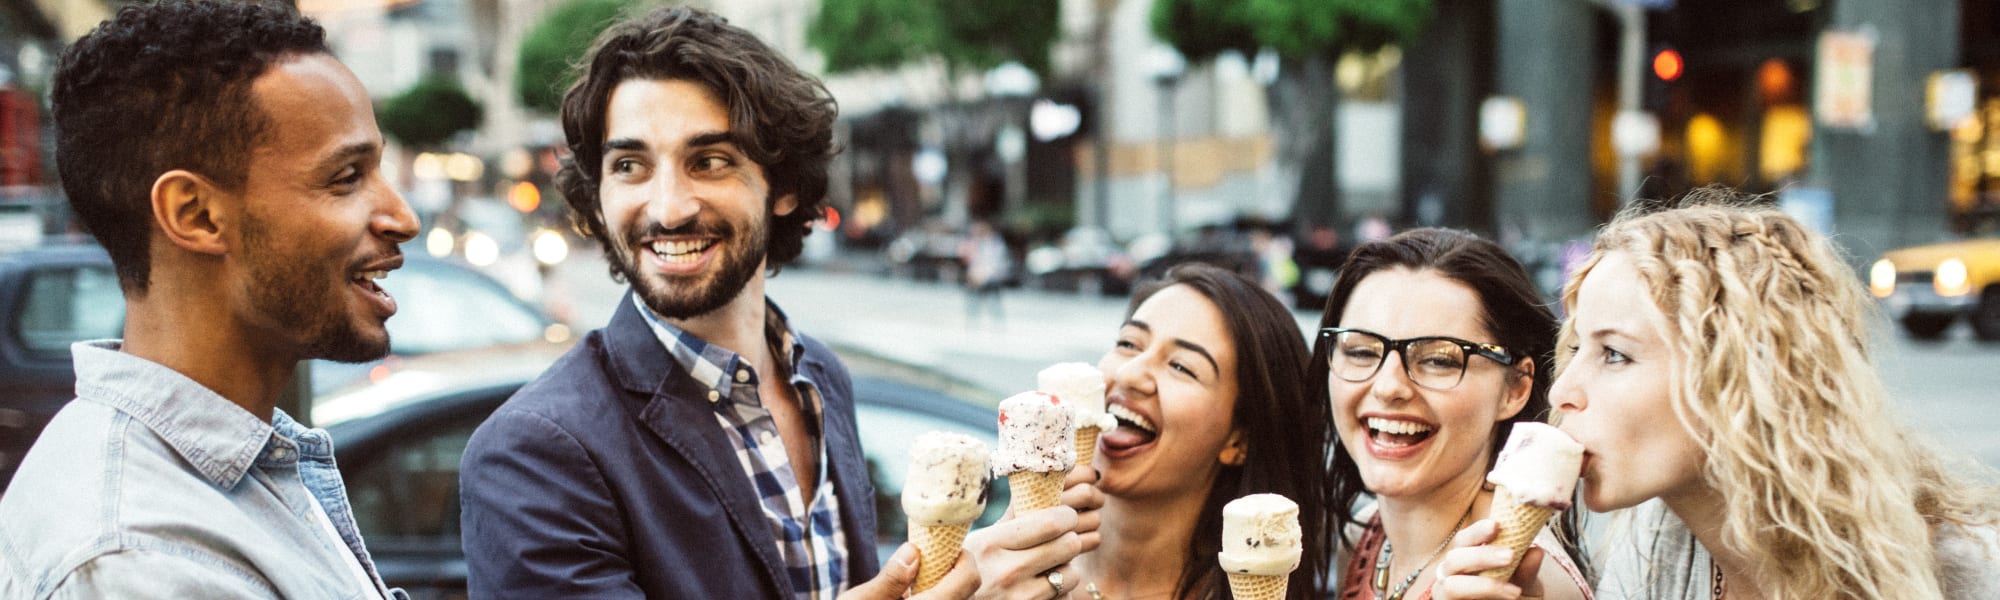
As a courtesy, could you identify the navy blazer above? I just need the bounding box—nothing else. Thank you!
[459,294,880,598]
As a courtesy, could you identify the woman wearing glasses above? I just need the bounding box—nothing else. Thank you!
[1315,228,1590,600]
[1063,263,1330,600]
[1434,192,2000,600]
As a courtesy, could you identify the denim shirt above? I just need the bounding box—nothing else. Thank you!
[0,341,403,599]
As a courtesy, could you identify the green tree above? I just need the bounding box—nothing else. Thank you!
[808,0,1060,80]
[377,74,484,149]
[1152,0,1431,226]
[517,0,636,114]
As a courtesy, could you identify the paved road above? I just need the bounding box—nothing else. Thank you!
[547,251,2000,470]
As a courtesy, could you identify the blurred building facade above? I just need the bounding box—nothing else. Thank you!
[3,0,1993,262]
[1408,0,1982,266]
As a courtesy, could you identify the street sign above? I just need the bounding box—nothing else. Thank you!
[1927,70,1977,131]
[1815,30,1875,131]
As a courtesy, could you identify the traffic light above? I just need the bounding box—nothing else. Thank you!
[1652,48,1683,82]
[1644,46,1680,113]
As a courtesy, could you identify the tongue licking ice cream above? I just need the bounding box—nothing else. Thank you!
[901,432,991,592]
[1037,363,1113,470]
[1217,493,1302,600]
[1479,422,1585,580]
[992,391,1075,512]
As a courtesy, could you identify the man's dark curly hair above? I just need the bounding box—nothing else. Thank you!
[556,6,837,274]
[52,0,327,293]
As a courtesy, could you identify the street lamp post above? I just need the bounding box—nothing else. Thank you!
[1147,46,1186,238]
[985,63,1039,220]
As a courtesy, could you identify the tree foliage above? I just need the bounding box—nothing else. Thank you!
[808,0,1061,78]
[517,0,635,113]
[378,74,484,149]
[1150,0,1431,62]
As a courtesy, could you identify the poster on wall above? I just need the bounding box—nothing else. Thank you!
[1815,29,1876,131]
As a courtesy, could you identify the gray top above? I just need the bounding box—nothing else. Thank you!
[1596,499,2000,599]
[0,341,399,599]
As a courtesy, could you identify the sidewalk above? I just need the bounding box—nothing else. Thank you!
[552,251,1320,404]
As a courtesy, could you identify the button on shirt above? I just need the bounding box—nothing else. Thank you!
[635,296,848,600]
[0,341,399,599]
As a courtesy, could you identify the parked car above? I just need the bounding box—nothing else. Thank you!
[885,226,966,282]
[316,352,1009,599]
[0,241,120,490]
[1869,233,2000,340]
[1134,226,1260,283]
[1024,227,1135,296]
[0,239,567,492]
[309,252,572,397]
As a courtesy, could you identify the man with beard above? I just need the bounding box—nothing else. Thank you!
[458,7,1091,600]
[0,1,415,597]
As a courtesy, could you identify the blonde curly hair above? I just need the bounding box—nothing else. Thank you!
[1557,187,1998,600]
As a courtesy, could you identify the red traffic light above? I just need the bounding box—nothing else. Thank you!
[1653,49,1684,82]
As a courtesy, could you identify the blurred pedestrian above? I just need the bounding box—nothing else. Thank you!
[1250,227,1297,300]
[1434,188,2000,599]
[959,219,1009,328]
[1059,263,1331,600]
[0,2,416,597]
[1316,229,1590,600]
[456,8,1081,599]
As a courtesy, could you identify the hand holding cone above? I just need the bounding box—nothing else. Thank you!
[1478,422,1584,580]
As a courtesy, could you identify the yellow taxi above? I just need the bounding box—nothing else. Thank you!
[1870,235,2000,339]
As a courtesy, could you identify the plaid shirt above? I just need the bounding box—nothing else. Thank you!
[634,295,848,599]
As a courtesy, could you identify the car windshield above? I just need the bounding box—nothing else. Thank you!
[12,261,121,357]
[380,260,551,355]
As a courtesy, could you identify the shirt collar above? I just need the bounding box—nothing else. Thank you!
[70,340,286,489]
[631,294,809,400]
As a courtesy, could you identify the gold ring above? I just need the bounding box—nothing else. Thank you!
[1046,571,1065,597]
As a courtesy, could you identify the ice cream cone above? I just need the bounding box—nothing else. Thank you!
[1478,485,1557,580]
[910,522,969,592]
[1074,425,1100,469]
[1225,572,1289,600]
[1008,470,1066,512]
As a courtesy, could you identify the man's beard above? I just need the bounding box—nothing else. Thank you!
[611,214,769,320]
[241,213,390,363]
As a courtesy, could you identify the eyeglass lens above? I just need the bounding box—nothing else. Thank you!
[1328,331,1470,390]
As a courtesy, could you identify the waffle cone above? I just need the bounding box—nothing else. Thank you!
[1008,470,1066,512]
[910,523,968,593]
[1074,426,1101,470]
[1225,572,1289,600]
[1478,485,1558,580]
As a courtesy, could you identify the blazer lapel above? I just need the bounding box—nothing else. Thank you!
[601,293,792,596]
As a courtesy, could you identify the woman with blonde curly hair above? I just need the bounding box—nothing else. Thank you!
[1434,188,2000,600]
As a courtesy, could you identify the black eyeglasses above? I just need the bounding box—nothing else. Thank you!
[1318,327,1520,391]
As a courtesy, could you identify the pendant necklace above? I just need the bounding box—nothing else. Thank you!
[1372,501,1476,600]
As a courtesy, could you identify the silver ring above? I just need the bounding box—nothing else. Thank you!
[1046,571,1064,597]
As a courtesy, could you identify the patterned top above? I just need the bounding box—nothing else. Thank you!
[1337,512,1592,600]
[635,296,848,600]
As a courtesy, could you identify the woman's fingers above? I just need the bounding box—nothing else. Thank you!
[1429,519,1528,600]
[962,506,1086,599]
[1059,471,1104,554]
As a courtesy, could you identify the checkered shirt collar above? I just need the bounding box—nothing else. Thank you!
[631,293,806,400]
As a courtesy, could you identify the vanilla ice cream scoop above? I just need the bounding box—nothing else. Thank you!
[1038,363,1116,432]
[1217,493,1303,576]
[991,391,1075,476]
[902,431,992,526]
[1485,422,1585,509]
